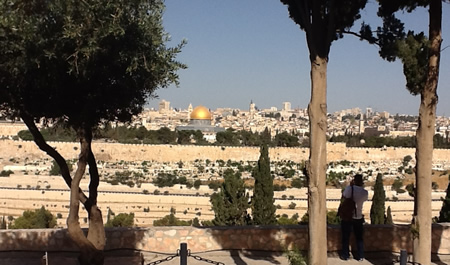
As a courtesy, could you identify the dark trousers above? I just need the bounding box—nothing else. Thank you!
[341,218,364,259]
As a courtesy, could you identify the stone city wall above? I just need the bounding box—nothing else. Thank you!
[0,224,449,254]
[2,139,450,163]
[0,124,28,138]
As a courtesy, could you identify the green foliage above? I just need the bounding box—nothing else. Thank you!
[329,134,417,148]
[0,170,14,177]
[105,213,134,228]
[215,129,240,146]
[438,178,450,222]
[49,160,73,176]
[277,214,299,225]
[152,173,185,188]
[291,178,305,189]
[0,216,7,229]
[299,211,340,225]
[285,246,308,265]
[208,181,222,191]
[385,206,394,225]
[326,171,346,187]
[405,183,415,198]
[326,210,341,225]
[274,131,299,147]
[370,174,386,224]
[210,169,250,226]
[11,207,57,229]
[193,179,202,190]
[0,0,185,129]
[153,213,192,226]
[251,144,277,225]
[391,177,404,192]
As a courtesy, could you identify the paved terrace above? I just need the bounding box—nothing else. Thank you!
[1,224,449,265]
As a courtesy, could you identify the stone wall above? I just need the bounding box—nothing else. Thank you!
[1,224,449,254]
[2,139,450,164]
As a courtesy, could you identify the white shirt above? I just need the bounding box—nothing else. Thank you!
[343,185,368,219]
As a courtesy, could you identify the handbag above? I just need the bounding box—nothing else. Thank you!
[337,185,356,221]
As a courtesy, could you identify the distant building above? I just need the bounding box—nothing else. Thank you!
[364,126,389,137]
[282,102,291,111]
[366,107,373,119]
[159,100,170,114]
[359,120,365,134]
[176,105,225,142]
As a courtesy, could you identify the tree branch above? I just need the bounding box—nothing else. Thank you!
[20,112,89,205]
[341,30,381,46]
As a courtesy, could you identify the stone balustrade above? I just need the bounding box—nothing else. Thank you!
[1,224,449,255]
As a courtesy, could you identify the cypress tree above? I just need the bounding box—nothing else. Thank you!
[0,216,6,229]
[370,173,386,224]
[251,144,277,225]
[210,169,250,226]
[438,176,450,222]
[385,206,393,225]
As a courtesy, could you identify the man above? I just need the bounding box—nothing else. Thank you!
[341,174,369,261]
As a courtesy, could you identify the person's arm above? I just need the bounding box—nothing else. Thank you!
[362,189,369,201]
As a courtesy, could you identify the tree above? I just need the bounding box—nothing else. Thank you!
[437,177,450,222]
[251,144,277,225]
[360,1,444,262]
[370,173,386,224]
[49,160,73,176]
[210,169,250,226]
[385,206,394,225]
[0,216,7,229]
[0,1,185,264]
[10,207,57,229]
[274,131,300,147]
[280,1,368,263]
[105,213,134,228]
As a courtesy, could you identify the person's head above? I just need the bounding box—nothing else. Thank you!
[353,174,364,186]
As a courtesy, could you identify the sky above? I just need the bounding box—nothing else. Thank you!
[147,0,450,116]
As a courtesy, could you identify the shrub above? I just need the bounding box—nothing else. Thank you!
[0,170,14,177]
[11,207,57,229]
[105,213,134,227]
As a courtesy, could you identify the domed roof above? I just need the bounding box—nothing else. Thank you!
[190,105,212,120]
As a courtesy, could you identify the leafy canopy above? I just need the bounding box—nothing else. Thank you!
[0,0,186,128]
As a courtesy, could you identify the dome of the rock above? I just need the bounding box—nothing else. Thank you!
[190,105,212,120]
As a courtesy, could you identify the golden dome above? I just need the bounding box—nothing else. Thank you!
[190,105,212,120]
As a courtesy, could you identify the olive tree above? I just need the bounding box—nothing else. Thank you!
[0,1,185,264]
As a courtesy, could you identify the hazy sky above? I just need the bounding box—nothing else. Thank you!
[147,1,450,116]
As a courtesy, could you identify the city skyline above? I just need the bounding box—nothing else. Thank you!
[146,0,450,116]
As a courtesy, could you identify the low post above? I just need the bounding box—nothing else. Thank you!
[180,243,188,265]
[400,249,407,265]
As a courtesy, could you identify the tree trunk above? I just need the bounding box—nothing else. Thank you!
[67,129,105,265]
[307,55,328,265]
[413,1,441,264]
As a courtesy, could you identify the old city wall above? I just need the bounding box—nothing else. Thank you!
[0,224,449,254]
[2,139,450,163]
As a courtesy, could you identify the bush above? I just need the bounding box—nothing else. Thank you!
[285,246,308,265]
[153,213,192,226]
[11,207,57,229]
[0,170,14,177]
[49,160,73,176]
[288,202,296,209]
[105,213,134,227]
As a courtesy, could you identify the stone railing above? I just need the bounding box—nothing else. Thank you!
[1,224,449,255]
